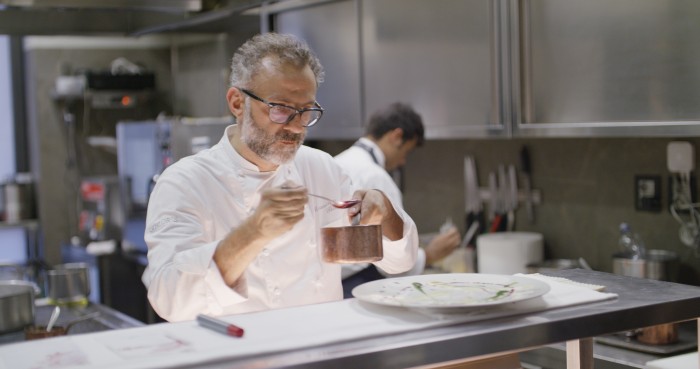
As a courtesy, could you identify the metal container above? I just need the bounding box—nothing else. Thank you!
[47,263,91,305]
[612,254,646,278]
[321,224,383,263]
[0,280,40,333]
[612,249,679,281]
[2,173,36,222]
[645,249,679,282]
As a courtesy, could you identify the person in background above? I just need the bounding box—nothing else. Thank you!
[335,103,461,297]
[142,33,419,321]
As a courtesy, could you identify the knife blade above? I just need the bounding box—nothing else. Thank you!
[507,165,518,231]
[520,146,535,223]
[464,156,484,245]
[488,171,504,232]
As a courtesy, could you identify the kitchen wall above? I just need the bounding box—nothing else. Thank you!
[316,137,700,285]
[24,37,173,264]
[22,32,258,265]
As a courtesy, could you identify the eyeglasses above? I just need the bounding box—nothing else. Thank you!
[238,88,324,127]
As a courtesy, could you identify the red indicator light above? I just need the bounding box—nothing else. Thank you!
[121,95,132,106]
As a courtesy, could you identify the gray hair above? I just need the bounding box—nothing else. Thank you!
[229,33,325,89]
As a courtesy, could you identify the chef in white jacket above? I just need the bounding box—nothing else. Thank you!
[335,103,460,297]
[142,33,418,322]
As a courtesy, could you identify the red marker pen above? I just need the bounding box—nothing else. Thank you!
[196,314,245,338]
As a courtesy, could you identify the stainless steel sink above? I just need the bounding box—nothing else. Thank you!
[0,299,144,345]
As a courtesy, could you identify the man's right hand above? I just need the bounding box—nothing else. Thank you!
[251,186,308,239]
[214,185,308,287]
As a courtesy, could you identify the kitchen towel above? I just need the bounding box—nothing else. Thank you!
[0,274,617,369]
[477,232,544,274]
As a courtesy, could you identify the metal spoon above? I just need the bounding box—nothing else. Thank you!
[308,193,360,209]
[46,306,60,332]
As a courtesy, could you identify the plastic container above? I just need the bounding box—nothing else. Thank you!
[618,222,645,259]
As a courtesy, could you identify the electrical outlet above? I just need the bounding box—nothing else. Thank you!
[667,141,694,173]
[635,175,662,212]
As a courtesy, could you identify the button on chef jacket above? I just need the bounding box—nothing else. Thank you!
[142,125,419,322]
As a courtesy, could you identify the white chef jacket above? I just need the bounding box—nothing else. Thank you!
[142,125,418,321]
[334,138,427,278]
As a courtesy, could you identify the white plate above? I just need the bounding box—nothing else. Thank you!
[352,273,550,310]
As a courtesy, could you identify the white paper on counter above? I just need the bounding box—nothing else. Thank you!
[0,274,618,369]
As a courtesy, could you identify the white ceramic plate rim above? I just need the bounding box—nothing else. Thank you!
[351,273,551,309]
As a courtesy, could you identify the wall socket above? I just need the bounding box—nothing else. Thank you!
[635,175,662,212]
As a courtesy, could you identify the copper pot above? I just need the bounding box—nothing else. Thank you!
[636,323,678,345]
[321,224,383,263]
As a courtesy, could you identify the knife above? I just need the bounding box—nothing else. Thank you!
[520,146,535,223]
[464,156,484,245]
[507,165,518,231]
[488,171,503,232]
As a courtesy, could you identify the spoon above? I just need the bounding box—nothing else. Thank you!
[46,306,60,332]
[308,193,360,209]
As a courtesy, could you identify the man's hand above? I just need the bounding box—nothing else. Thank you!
[349,189,403,240]
[251,186,308,239]
[425,227,461,265]
[214,185,308,286]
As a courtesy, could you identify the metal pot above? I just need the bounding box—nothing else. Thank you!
[321,224,383,263]
[645,249,679,282]
[0,280,41,333]
[47,263,91,305]
[2,173,36,222]
[612,249,679,281]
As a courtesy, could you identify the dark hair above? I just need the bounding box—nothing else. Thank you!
[366,103,425,147]
[230,33,324,89]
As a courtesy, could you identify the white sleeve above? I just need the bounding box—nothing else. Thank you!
[371,192,419,275]
[378,248,425,277]
[141,169,247,322]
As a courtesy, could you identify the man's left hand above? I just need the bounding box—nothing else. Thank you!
[349,189,403,240]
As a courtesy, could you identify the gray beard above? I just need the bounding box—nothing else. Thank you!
[240,100,305,166]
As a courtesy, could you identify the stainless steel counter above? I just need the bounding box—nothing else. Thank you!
[192,269,700,369]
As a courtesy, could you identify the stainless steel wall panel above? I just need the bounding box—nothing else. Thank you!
[517,0,700,127]
[362,0,504,139]
[275,0,364,139]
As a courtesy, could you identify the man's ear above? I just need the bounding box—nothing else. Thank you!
[388,128,405,146]
[226,87,245,120]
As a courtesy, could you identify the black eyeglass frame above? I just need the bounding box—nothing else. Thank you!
[237,87,324,127]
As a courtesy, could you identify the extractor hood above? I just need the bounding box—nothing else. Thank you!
[0,0,270,36]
